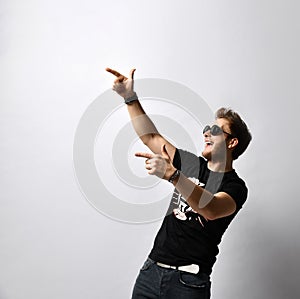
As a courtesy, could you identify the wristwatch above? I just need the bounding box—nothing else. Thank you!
[124,92,138,104]
[168,169,180,184]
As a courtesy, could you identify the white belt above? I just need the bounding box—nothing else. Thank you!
[156,262,200,274]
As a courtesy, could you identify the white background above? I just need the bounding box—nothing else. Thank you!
[1,0,300,298]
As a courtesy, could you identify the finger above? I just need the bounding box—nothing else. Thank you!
[161,144,171,160]
[114,75,125,84]
[119,75,126,82]
[148,169,156,175]
[135,152,154,159]
[129,68,136,79]
[145,159,156,167]
[105,67,122,77]
[105,67,128,80]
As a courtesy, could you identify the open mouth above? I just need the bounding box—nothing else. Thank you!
[205,141,213,147]
[204,141,214,151]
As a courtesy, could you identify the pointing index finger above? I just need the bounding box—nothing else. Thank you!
[135,152,154,159]
[105,67,128,80]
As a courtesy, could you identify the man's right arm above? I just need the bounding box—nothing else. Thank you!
[106,67,176,162]
[126,99,176,161]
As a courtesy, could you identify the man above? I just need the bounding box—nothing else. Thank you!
[106,67,252,299]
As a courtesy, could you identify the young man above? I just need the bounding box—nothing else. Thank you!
[106,68,252,299]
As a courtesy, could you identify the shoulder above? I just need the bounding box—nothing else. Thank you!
[221,171,248,209]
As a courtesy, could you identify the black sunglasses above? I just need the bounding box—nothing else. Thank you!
[203,125,235,138]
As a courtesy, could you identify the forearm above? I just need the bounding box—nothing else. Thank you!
[106,67,161,146]
[127,100,160,144]
[172,172,215,218]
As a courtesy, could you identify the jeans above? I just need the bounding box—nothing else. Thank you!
[131,258,211,299]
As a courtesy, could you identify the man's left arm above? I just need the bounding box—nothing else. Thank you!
[171,174,236,220]
[135,145,236,220]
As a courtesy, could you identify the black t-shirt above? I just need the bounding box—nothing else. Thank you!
[149,148,248,275]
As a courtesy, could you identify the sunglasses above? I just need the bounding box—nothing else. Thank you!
[203,125,235,138]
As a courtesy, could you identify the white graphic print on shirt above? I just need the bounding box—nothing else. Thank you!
[172,177,208,227]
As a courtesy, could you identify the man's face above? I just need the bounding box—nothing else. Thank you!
[202,118,233,161]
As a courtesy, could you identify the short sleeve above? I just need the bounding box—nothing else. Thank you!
[172,148,182,170]
[173,148,205,179]
[221,179,248,210]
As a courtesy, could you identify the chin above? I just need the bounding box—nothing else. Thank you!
[202,150,211,161]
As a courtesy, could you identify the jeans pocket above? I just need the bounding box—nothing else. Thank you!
[140,258,155,271]
[179,272,210,289]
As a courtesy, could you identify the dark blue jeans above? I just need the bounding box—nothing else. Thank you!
[131,258,211,299]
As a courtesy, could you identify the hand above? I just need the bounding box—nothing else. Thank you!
[135,144,177,180]
[106,67,136,99]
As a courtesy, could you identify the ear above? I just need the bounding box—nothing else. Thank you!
[228,137,238,149]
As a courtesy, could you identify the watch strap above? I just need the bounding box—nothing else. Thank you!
[168,169,180,184]
[124,92,138,104]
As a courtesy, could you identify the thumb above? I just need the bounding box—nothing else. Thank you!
[161,144,171,160]
[129,68,136,80]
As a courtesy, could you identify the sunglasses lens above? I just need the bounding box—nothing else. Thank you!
[203,125,224,135]
[203,125,210,134]
[211,125,223,136]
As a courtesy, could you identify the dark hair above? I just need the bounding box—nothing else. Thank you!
[215,107,252,160]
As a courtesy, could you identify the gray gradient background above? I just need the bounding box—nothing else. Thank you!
[1,0,300,298]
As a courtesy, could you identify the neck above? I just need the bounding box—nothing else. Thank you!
[207,157,233,173]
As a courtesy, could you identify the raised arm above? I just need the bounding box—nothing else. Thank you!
[106,67,176,161]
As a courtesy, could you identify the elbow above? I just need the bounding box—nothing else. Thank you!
[193,207,215,221]
[196,206,218,221]
[140,136,149,145]
[202,210,218,221]
[140,134,152,145]
[198,206,236,221]
[141,133,157,146]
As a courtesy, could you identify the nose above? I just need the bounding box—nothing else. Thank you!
[204,130,211,137]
